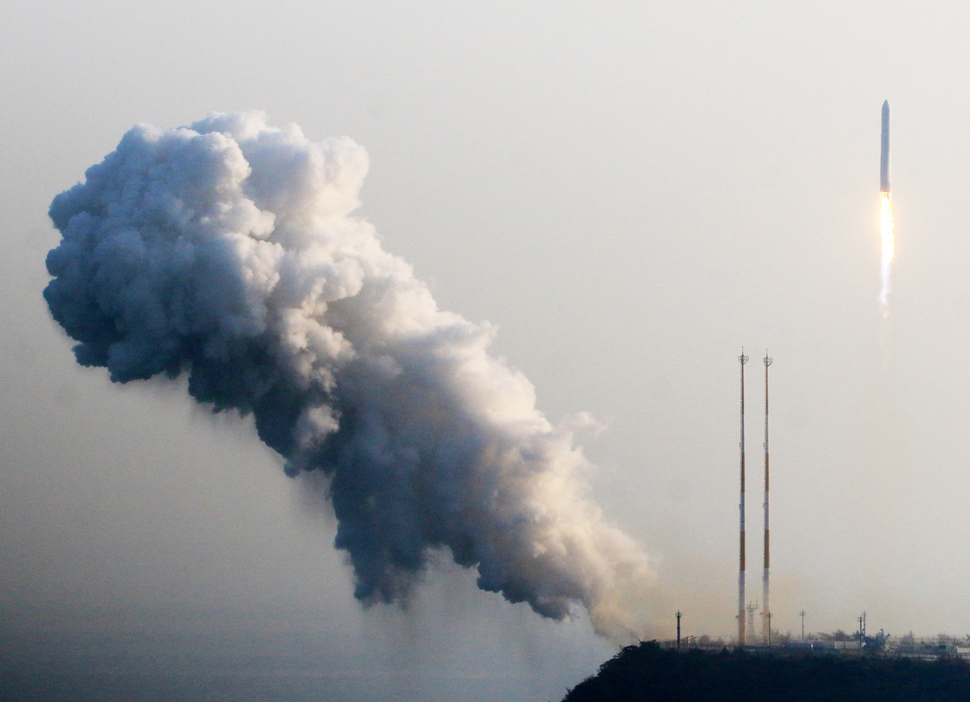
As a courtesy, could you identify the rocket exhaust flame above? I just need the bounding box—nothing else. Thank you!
[880,192,895,315]
[42,112,654,642]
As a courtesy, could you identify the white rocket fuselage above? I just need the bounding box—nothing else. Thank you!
[880,100,890,193]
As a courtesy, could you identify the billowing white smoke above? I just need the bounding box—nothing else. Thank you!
[44,112,653,640]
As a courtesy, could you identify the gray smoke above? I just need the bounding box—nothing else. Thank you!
[43,112,653,640]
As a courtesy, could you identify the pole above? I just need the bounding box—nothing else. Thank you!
[762,352,773,644]
[801,610,806,641]
[738,349,749,646]
[676,611,682,650]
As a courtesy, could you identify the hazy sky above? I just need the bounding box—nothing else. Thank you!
[4,1,970,699]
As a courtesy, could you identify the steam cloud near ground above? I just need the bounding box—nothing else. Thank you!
[43,112,654,641]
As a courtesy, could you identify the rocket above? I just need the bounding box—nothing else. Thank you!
[879,99,895,312]
[880,100,890,193]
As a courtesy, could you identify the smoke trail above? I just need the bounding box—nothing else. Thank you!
[880,192,895,315]
[43,112,653,641]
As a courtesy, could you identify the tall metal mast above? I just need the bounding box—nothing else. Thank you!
[738,349,749,645]
[762,351,773,645]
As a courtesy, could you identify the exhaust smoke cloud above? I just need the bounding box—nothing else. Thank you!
[43,112,653,641]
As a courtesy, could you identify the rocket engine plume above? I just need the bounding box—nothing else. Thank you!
[42,112,653,641]
[880,192,895,314]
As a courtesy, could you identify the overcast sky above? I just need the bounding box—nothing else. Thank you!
[4,1,970,700]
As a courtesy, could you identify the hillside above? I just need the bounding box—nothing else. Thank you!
[562,641,970,702]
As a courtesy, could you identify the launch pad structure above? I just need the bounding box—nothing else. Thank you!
[687,104,898,649]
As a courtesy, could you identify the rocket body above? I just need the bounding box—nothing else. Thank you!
[880,100,890,192]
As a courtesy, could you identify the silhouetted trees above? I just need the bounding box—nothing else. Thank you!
[562,641,970,702]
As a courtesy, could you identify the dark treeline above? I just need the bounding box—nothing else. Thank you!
[562,641,970,702]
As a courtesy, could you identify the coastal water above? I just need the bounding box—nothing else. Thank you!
[0,612,604,701]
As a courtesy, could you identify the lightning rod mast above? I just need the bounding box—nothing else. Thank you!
[738,349,749,645]
[762,351,773,645]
